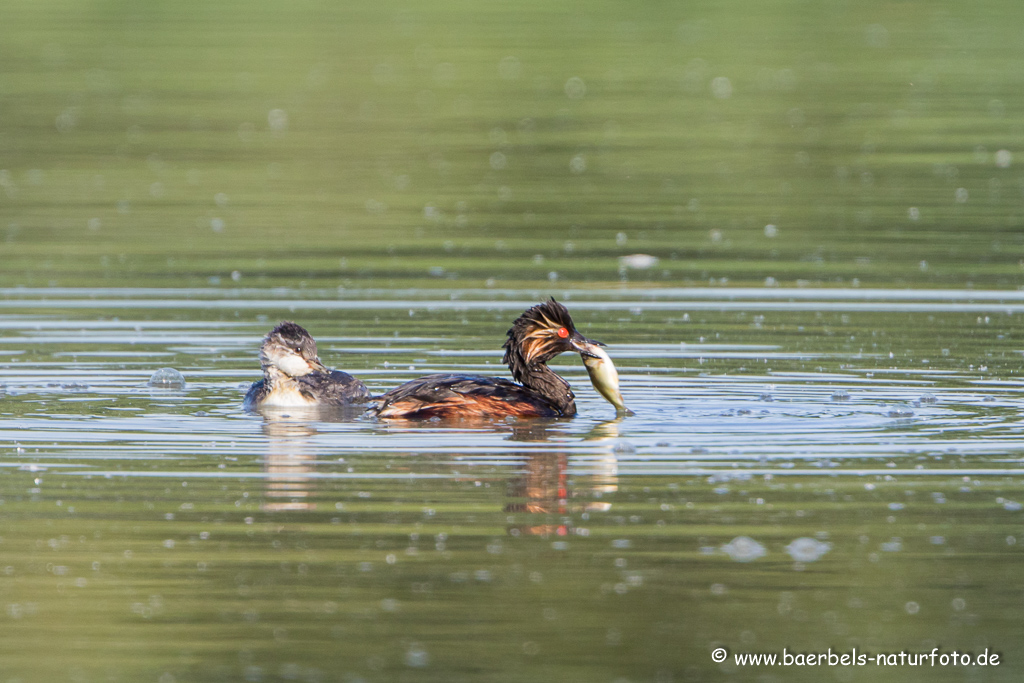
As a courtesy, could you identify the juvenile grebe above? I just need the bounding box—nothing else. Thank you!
[373,299,628,419]
[243,321,370,410]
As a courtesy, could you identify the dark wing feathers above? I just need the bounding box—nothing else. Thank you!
[296,370,371,404]
[375,374,561,418]
[243,379,268,411]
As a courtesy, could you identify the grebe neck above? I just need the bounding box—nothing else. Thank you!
[504,344,576,415]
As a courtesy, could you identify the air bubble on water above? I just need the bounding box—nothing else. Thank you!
[764,276,778,287]
[214,192,229,207]
[433,62,456,86]
[764,223,777,237]
[231,271,241,282]
[709,229,723,243]
[267,109,288,132]
[784,537,831,562]
[564,76,586,100]
[954,187,968,203]
[547,271,558,282]
[405,644,429,668]
[569,154,587,174]
[489,152,507,170]
[55,107,78,133]
[148,368,186,389]
[710,76,732,99]
[831,389,850,401]
[87,218,101,231]
[619,254,659,269]
[908,207,920,221]
[880,538,902,552]
[919,393,936,404]
[721,536,766,562]
[1004,501,1023,511]
[865,24,889,48]
[498,56,522,81]
[211,217,225,232]
[919,260,928,271]
[995,149,1012,168]
[613,442,636,454]
[887,404,914,418]
[904,601,920,615]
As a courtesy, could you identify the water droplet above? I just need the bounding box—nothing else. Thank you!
[785,537,831,562]
[489,151,507,170]
[564,76,586,100]
[887,404,914,418]
[721,536,766,562]
[618,254,659,269]
[405,644,429,667]
[267,109,288,132]
[710,76,732,99]
[498,56,522,81]
[865,24,889,48]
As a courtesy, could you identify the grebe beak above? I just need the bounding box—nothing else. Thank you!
[308,357,329,373]
[575,341,634,416]
[569,333,605,358]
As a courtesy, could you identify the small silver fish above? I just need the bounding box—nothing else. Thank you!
[578,343,633,416]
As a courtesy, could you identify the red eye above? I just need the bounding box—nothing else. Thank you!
[556,327,569,339]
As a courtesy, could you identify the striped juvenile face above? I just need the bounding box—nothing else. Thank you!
[259,322,327,377]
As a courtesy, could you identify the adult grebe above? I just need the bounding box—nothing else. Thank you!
[243,321,370,410]
[373,299,629,418]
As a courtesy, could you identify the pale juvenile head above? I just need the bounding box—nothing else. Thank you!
[259,321,328,377]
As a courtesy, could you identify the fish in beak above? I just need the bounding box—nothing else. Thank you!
[572,338,633,416]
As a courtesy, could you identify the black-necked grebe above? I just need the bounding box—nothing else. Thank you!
[243,321,370,410]
[372,299,630,418]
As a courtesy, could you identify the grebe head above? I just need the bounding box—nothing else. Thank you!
[258,321,328,377]
[503,299,603,376]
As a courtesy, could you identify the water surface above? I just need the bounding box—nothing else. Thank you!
[2,288,1023,682]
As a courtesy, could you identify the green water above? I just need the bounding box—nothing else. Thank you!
[2,1,1024,681]
[3,0,1024,289]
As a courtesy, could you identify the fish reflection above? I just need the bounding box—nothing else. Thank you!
[505,419,623,536]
